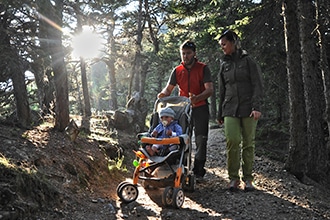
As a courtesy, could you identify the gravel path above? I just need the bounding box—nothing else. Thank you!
[114,127,330,220]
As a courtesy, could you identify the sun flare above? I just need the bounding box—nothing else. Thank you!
[71,26,103,59]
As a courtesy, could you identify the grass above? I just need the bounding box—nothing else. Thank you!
[108,156,127,172]
[0,153,13,168]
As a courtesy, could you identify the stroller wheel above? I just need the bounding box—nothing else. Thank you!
[162,186,174,207]
[116,181,130,193]
[117,183,139,203]
[172,188,185,208]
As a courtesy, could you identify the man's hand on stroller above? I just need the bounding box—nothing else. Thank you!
[157,92,166,98]
[157,85,174,99]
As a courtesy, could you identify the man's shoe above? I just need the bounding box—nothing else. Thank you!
[244,180,255,191]
[193,168,206,183]
[195,175,205,183]
[228,180,240,191]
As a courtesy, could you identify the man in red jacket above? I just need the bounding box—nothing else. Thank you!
[158,40,213,181]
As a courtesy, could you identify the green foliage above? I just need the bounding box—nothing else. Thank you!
[0,0,292,128]
[108,156,127,172]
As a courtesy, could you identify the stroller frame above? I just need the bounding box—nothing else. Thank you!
[116,96,195,208]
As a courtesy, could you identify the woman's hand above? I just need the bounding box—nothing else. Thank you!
[250,110,262,120]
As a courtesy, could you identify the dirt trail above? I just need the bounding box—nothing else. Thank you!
[112,128,330,220]
[1,124,330,220]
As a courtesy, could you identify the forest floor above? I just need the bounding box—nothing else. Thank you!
[0,118,330,220]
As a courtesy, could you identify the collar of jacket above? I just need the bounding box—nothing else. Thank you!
[223,49,248,61]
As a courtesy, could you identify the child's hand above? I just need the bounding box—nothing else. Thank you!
[166,129,172,136]
[152,131,158,137]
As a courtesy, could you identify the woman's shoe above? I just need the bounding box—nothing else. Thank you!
[228,180,240,191]
[244,180,255,191]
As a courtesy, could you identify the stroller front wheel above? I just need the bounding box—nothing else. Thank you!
[117,182,139,203]
[172,188,185,208]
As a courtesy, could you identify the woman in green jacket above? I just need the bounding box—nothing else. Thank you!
[217,30,263,191]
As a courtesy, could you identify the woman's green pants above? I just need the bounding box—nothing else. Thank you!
[224,116,258,181]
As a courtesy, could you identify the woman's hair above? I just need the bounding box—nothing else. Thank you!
[219,30,241,49]
[180,40,196,52]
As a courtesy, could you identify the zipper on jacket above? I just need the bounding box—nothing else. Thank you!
[233,61,240,116]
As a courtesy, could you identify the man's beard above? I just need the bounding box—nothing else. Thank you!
[184,57,194,66]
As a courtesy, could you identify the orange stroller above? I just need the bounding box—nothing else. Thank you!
[116,96,195,208]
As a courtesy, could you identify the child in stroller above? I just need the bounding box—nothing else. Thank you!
[146,107,183,156]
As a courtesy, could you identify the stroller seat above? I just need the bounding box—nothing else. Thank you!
[139,134,189,162]
[139,148,179,163]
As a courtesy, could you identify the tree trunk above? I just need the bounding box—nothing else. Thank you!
[298,0,327,182]
[48,0,70,131]
[74,66,84,115]
[316,0,330,182]
[30,52,46,113]
[107,19,118,110]
[317,0,330,139]
[129,0,145,100]
[0,5,31,128]
[75,12,91,118]
[80,57,91,117]
[11,62,31,128]
[282,1,308,181]
[31,0,55,116]
[140,61,148,97]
